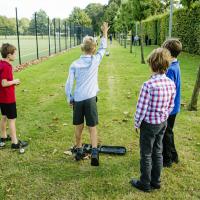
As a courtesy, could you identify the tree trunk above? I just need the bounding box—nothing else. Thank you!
[188,65,200,111]
[140,21,145,64]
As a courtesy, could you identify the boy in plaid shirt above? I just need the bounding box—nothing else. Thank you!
[130,48,176,192]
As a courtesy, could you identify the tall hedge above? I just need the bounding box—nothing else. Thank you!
[142,4,200,55]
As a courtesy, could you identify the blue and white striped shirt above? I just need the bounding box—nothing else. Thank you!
[65,37,107,102]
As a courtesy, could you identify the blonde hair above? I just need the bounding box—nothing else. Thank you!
[81,36,97,54]
[147,48,171,74]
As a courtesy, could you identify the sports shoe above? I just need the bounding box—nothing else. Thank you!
[11,140,28,149]
[75,147,84,161]
[1,135,11,142]
[130,179,152,192]
[91,148,99,166]
[151,182,161,189]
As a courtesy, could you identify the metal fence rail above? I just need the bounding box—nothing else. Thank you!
[0,8,94,66]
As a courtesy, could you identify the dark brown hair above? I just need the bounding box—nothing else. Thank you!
[147,48,171,74]
[0,43,16,58]
[162,38,182,58]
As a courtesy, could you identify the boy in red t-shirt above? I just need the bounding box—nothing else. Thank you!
[0,43,28,149]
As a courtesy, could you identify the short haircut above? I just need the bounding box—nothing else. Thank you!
[147,48,171,74]
[0,43,16,58]
[81,36,97,54]
[162,38,182,58]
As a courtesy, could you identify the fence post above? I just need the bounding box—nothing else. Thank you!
[70,22,72,48]
[48,17,51,56]
[54,18,56,54]
[65,21,67,49]
[35,12,39,59]
[15,7,21,65]
[74,23,75,47]
[59,19,61,52]
[76,25,78,46]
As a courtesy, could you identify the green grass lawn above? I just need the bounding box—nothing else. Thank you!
[0,41,200,200]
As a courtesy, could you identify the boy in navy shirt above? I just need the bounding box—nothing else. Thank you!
[162,38,182,167]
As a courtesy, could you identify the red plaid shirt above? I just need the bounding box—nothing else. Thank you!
[134,74,176,128]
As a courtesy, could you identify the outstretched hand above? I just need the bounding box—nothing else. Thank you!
[135,128,139,134]
[101,22,110,36]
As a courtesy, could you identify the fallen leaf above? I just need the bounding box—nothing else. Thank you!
[64,151,72,156]
[52,149,57,155]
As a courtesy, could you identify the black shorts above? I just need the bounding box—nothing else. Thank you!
[0,103,17,119]
[73,96,98,127]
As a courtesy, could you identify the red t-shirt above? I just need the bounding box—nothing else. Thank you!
[0,60,16,103]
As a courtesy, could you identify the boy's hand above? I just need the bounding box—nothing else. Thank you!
[101,22,110,37]
[69,100,74,108]
[13,79,20,85]
[135,128,139,134]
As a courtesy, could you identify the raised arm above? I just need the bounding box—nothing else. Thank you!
[95,22,109,64]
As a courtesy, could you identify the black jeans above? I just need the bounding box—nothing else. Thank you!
[163,114,178,164]
[139,121,167,186]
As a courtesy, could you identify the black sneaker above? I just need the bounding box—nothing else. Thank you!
[91,148,99,166]
[75,147,84,161]
[172,155,179,164]
[130,179,152,192]
[151,182,161,189]
[163,161,172,168]
[11,140,28,149]
[0,135,11,143]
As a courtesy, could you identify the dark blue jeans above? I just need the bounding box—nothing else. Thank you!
[163,114,178,164]
[139,120,167,186]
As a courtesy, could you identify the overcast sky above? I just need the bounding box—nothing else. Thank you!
[0,0,109,19]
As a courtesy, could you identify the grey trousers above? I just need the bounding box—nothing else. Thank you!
[139,120,167,186]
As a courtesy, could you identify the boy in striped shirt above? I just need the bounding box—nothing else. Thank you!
[65,22,109,166]
[130,48,176,192]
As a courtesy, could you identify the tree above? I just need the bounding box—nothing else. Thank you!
[181,0,200,8]
[85,3,104,34]
[28,10,48,35]
[0,16,16,36]
[19,18,30,35]
[129,0,151,64]
[108,0,122,6]
[103,2,121,33]
[188,66,200,111]
[69,7,91,27]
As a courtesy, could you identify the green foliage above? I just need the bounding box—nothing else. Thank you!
[19,18,30,35]
[142,4,200,54]
[0,16,16,35]
[103,2,120,32]
[85,3,104,33]
[69,7,91,27]
[28,10,48,35]
[181,0,200,8]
